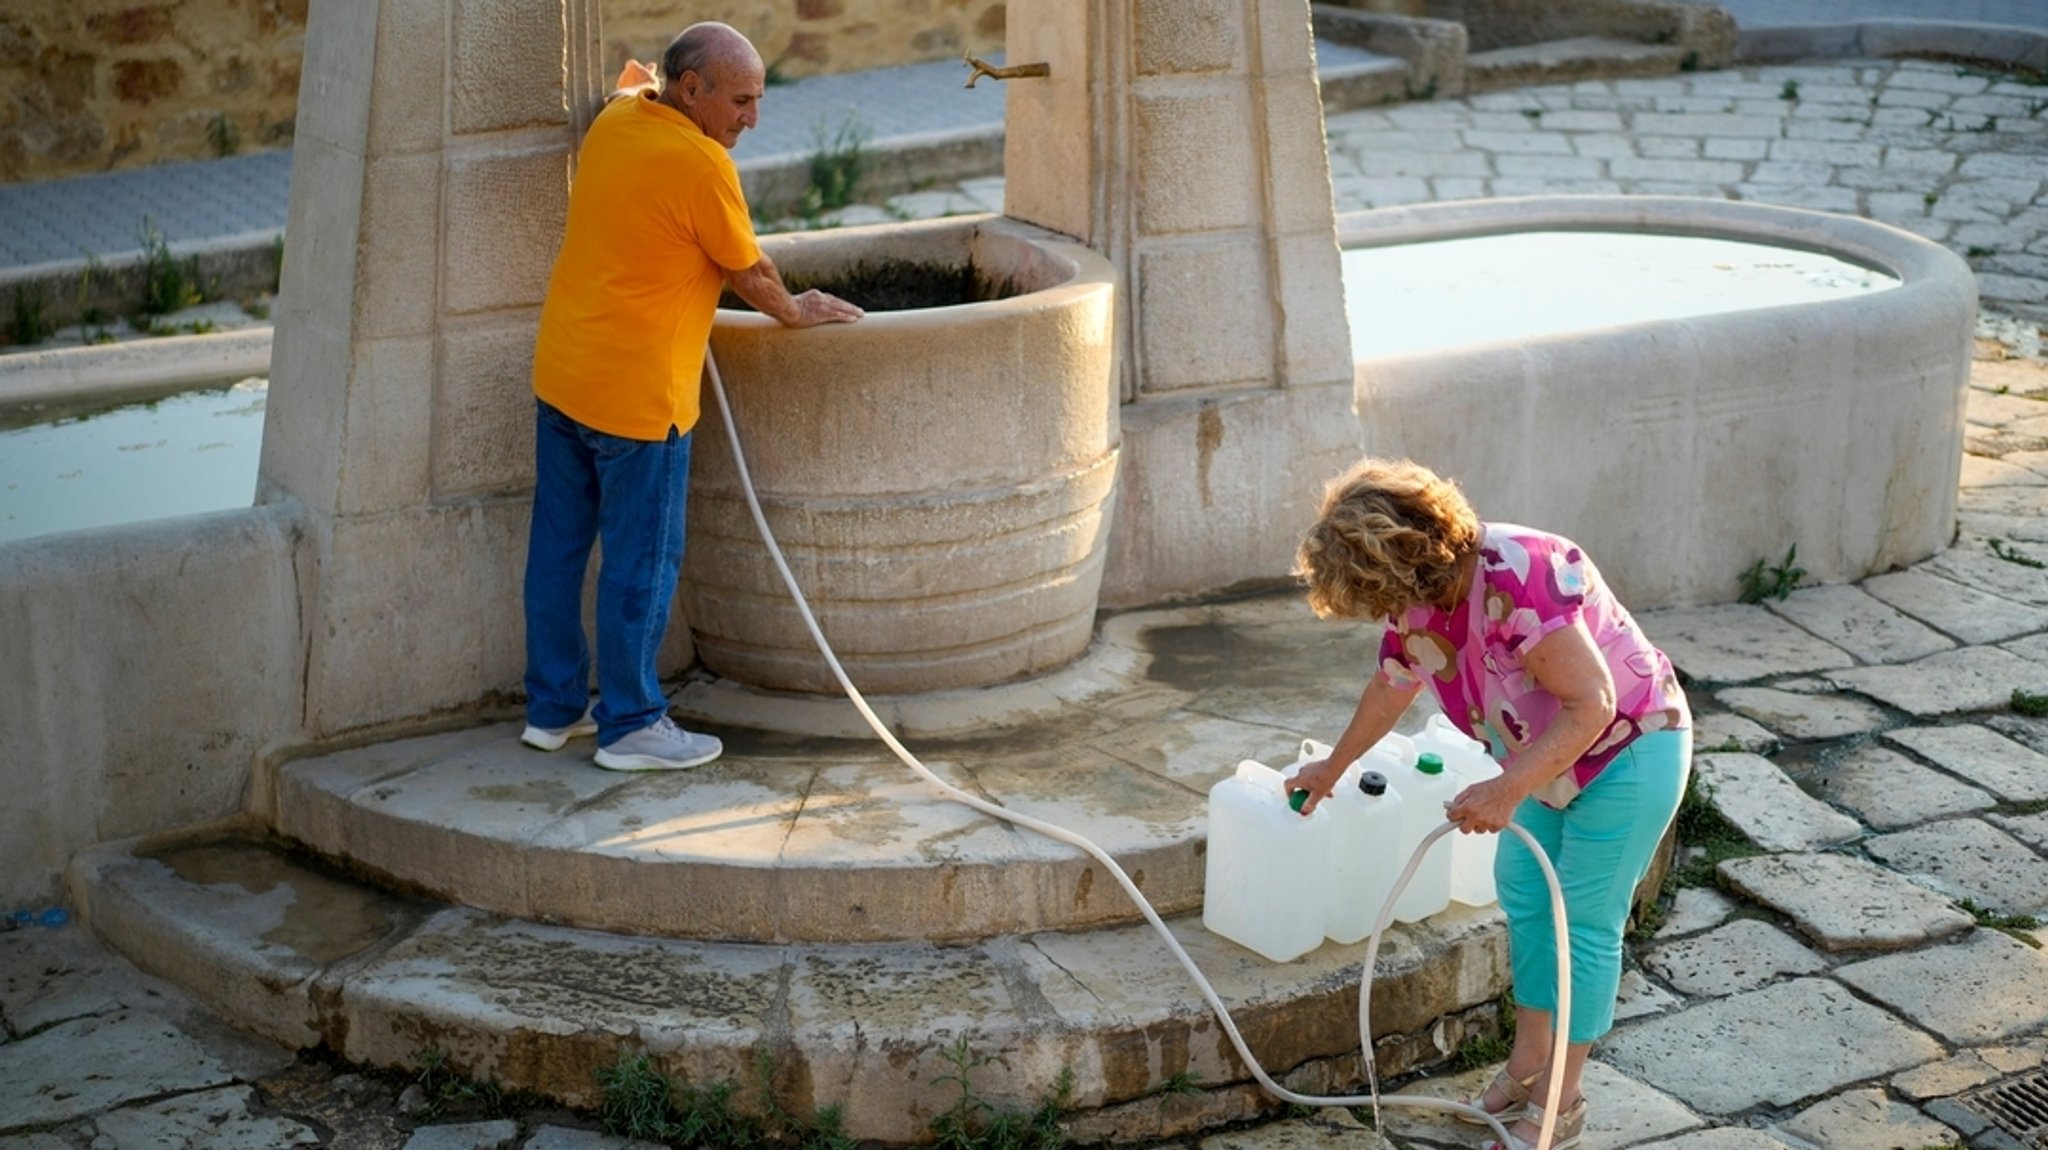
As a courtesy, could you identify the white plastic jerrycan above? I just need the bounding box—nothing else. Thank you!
[1322,763,1407,944]
[1389,751,1459,924]
[1413,713,1504,907]
[1203,756,1333,962]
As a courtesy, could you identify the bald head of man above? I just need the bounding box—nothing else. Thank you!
[659,22,766,149]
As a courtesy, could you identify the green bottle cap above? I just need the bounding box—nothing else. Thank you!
[1289,788,1311,813]
[1416,752,1445,776]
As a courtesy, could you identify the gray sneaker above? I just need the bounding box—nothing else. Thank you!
[521,705,597,752]
[594,715,723,771]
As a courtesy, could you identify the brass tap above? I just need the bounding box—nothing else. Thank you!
[962,54,1050,88]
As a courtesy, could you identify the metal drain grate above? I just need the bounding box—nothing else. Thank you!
[1956,1070,2048,1149]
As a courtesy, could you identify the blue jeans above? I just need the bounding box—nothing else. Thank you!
[1493,729,1692,1043]
[522,400,692,746]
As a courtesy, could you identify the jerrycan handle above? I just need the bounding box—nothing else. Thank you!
[1297,738,1334,764]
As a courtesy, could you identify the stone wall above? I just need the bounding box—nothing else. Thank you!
[0,0,1005,185]
[0,0,306,184]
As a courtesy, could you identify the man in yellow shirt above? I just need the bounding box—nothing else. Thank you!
[521,23,862,771]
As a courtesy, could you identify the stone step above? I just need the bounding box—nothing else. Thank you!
[255,598,1388,945]
[1467,36,1697,93]
[65,827,1511,1146]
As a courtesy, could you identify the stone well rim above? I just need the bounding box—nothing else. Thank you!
[710,212,1118,332]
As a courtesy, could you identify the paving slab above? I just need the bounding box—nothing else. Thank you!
[1635,605,1857,684]
[1891,1044,2041,1102]
[1642,918,1829,998]
[1694,753,1862,851]
[1716,852,1974,952]
[1837,927,2048,1045]
[1655,887,1736,939]
[1690,711,1780,756]
[1764,584,1956,664]
[1863,817,2048,915]
[1599,977,1942,1115]
[0,924,131,1035]
[1810,743,1996,828]
[1713,687,1890,741]
[1614,968,1682,1021]
[91,1085,319,1150]
[403,1120,520,1150]
[1927,543,2048,609]
[1989,808,2048,854]
[1630,1132,1794,1150]
[1382,1059,1700,1149]
[1884,722,2048,802]
[1830,645,2048,717]
[0,1009,237,1131]
[1774,1087,1961,1150]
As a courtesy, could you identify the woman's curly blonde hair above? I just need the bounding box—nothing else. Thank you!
[1295,458,1480,620]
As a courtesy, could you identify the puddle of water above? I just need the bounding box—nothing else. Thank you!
[0,377,266,545]
[1344,231,1901,360]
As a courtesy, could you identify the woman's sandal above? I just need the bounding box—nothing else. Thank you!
[1481,1095,1588,1150]
[1453,1065,1541,1126]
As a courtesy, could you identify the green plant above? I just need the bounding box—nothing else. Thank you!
[1958,898,2042,948]
[1967,245,1996,259]
[765,55,793,87]
[1780,79,1800,100]
[1679,50,1700,73]
[1521,108,1542,121]
[207,112,240,157]
[1990,538,2045,568]
[1969,115,1998,134]
[1404,76,1440,101]
[241,298,270,321]
[1737,545,1806,604]
[1923,190,1941,207]
[1157,1071,1200,1097]
[799,115,870,221]
[930,1036,1071,1150]
[1704,735,1745,753]
[137,218,204,316]
[413,1047,503,1119]
[596,1052,676,1142]
[2011,688,2048,717]
[1670,773,1762,887]
[8,283,50,346]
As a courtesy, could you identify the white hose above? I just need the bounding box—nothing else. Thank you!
[703,350,1572,1150]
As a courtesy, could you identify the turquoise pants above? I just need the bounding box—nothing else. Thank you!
[1493,730,1691,1043]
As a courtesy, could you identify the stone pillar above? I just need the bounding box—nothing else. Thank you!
[1003,0,1361,607]
[257,0,605,736]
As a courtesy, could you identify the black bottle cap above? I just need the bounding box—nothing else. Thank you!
[1359,770,1388,796]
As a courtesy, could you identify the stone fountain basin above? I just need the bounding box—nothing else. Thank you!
[685,214,1121,696]
[1342,195,1976,608]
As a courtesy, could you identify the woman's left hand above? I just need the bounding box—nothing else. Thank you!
[1446,776,1527,834]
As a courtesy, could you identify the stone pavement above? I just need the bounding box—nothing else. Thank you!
[8,339,2048,1149]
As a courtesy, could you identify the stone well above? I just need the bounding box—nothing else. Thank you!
[684,214,1120,696]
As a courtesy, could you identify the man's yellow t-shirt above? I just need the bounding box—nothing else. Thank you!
[533,92,763,441]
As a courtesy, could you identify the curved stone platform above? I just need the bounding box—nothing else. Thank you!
[66,827,1509,1145]
[258,598,1389,944]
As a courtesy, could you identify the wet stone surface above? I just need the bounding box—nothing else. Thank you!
[1883,722,2048,803]
[1713,686,1889,741]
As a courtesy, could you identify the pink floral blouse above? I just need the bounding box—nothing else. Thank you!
[1377,523,1690,807]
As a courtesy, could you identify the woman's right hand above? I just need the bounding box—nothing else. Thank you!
[1281,756,1346,815]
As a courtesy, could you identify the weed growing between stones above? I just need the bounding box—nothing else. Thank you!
[2011,688,2048,717]
[7,283,50,346]
[1669,773,1762,888]
[136,218,206,319]
[412,1047,506,1119]
[208,113,241,157]
[1780,79,1800,101]
[1990,538,2045,568]
[1446,994,1517,1073]
[930,1035,1072,1150]
[593,1048,859,1150]
[1957,898,2042,949]
[1737,546,1805,604]
[798,115,871,224]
